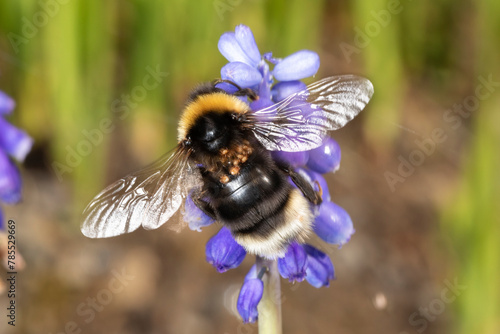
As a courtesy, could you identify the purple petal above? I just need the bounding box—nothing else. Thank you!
[221,62,262,88]
[271,80,307,102]
[272,50,320,81]
[237,277,263,323]
[205,227,246,273]
[277,242,308,282]
[0,208,4,230]
[184,195,215,232]
[0,91,15,115]
[271,151,309,168]
[306,137,341,174]
[234,25,261,67]
[314,201,354,246]
[0,118,33,162]
[0,150,22,204]
[304,244,335,288]
[219,32,258,68]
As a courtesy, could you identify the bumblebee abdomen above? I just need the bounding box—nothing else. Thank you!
[216,165,284,220]
[203,152,313,259]
[233,188,313,258]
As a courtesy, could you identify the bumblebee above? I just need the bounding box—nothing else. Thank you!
[81,75,373,258]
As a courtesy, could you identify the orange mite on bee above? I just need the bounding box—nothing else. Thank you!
[220,174,230,183]
[229,166,240,175]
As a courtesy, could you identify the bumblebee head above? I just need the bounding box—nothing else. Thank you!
[178,91,249,157]
[188,111,235,154]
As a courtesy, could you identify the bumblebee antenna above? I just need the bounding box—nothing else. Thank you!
[213,79,258,101]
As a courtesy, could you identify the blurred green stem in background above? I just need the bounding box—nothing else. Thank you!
[352,0,404,150]
[443,0,500,333]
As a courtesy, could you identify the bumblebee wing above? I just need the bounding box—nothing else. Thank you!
[249,75,373,152]
[81,147,199,238]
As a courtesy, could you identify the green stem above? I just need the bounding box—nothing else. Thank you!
[256,257,282,334]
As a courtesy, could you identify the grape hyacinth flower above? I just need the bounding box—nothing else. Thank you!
[0,91,32,222]
[0,90,31,294]
[184,25,357,324]
[237,265,265,323]
[205,226,246,273]
[277,242,308,282]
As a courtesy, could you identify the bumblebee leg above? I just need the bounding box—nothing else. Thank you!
[212,79,258,101]
[191,196,217,220]
[282,167,323,205]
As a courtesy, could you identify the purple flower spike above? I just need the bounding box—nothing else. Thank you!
[277,242,308,282]
[206,227,246,273]
[184,195,215,232]
[271,80,307,102]
[0,91,15,115]
[0,118,34,162]
[272,50,320,81]
[237,275,263,323]
[271,150,309,168]
[221,62,262,88]
[0,150,22,204]
[314,201,354,246]
[307,137,341,174]
[304,244,335,288]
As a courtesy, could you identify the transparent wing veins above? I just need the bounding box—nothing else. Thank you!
[249,75,374,152]
[81,147,198,238]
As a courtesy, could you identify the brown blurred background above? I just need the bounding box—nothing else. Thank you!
[0,0,499,333]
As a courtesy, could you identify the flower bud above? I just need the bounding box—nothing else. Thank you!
[0,118,33,163]
[221,62,262,88]
[304,244,335,288]
[205,227,246,273]
[272,50,320,81]
[313,201,354,246]
[237,275,263,323]
[307,137,341,174]
[0,150,21,204]
[277,242,307,282]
